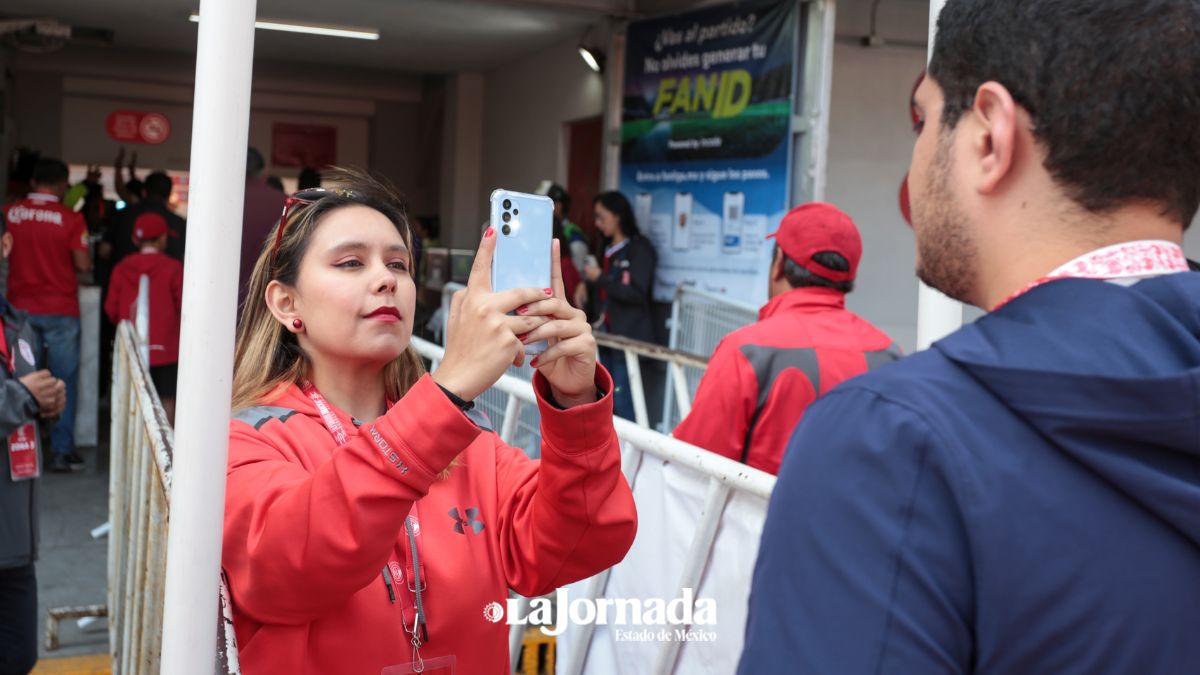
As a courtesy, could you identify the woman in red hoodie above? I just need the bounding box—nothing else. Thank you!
[223,169,637,675]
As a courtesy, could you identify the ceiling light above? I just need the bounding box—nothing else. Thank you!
[188,13,379,41]
[579,45,604,73]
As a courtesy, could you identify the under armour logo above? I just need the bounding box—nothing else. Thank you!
[449,507,485,535]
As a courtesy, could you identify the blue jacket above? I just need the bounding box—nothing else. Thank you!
[738,274,1200,675]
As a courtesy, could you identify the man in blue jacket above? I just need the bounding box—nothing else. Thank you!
[739,1,1200,673]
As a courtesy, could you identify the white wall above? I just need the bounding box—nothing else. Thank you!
[480,36,607,216]
[825,42,928,352]
[824,0,930,352]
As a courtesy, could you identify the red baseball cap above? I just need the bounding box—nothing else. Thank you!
[133,212,168,241]
[766,202,862,283]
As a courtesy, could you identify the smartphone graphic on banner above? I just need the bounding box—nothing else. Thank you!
[490,189,553,355]
[635,192,653,233]
[672,192,692,252]
[722,191,745,254]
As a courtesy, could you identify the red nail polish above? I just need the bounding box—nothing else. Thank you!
[518,333,528,343]
[543,288,553,295]
[517,306,528,315]
[530,356,539,367]
[484,227,495,239]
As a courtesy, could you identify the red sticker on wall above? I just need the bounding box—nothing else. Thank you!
[106,110,172,145]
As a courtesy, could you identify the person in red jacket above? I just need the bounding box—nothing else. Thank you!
[671,203,901,475]
[104,212,184,423]
[223,168,637,675]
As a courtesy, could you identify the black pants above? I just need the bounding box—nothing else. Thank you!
[0,563,37,675]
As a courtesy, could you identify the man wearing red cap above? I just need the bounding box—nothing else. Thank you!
[105,212,183,422]
[672,202,900,475]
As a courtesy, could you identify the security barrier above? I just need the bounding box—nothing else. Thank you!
[413,336,776,675]
[108,321,175,674]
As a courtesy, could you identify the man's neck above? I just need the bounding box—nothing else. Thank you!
[978,203,1184,309]
[307,357,387,423]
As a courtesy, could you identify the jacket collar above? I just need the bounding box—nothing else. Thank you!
[758,286,846,321]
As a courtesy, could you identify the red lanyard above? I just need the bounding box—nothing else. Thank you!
[0,318,10,374]
[299,382,430,662]
[994,240,1188,310]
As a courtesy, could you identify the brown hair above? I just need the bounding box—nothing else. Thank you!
[231,167,426,411]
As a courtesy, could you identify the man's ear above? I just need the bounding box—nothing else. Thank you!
[264,280,301,332]
[970,81,1020,194]
[770,248,785,282]
[1,232,12,260]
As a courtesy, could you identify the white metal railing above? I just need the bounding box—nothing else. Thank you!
[413,336,776,674]
[108,321,174,674]
[438,282,720,434]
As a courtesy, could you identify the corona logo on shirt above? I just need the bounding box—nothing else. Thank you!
[6,206,64,226]
[486,587,718,640]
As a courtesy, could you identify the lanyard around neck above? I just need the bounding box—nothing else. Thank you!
[994,240,1188,310]
[299,381,430,662]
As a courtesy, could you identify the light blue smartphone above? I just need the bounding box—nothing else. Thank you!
[490,189,553,355]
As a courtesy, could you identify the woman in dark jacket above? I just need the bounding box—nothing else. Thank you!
[584,191,657,420]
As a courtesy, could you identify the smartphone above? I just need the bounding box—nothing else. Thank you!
[635,192,653,233]
[672,192,692,252]
[722,191,744,254]
[490,189,553,355]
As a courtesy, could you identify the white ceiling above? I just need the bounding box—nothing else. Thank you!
[0,0,714,73]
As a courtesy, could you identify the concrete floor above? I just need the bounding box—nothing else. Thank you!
[35,437,111,661]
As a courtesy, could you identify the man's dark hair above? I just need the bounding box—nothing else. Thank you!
[143,172,173,201]
[929,0,1200,227]
[298,167,322,190]
[546,183,571,211]
[781,250,854,294]
[31,158,69,187]
[247,147,265,178]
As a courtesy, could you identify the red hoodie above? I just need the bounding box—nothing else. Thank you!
[223,368,636,674]
[104,250,183,366]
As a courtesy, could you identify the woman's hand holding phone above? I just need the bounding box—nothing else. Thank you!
[518,239,598,408]
[433,228,552,402]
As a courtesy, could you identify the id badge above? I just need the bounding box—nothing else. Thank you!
[9,423,41,481]
[382,655,455,674]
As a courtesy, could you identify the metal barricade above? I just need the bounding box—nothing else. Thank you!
[109,322,243,674]
[108,321,176,674]
[438,283,718,433]
[412,336,775,675]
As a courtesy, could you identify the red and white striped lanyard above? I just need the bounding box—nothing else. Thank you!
[993,240,1188,310]
[299,382,430,669]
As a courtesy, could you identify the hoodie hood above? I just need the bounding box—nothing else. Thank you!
[934,274,1200,544]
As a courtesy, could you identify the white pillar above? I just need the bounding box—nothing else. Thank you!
[160,0,256,671]
[915,0,963,350]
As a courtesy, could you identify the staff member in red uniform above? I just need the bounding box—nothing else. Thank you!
[672,203,901,475]
[104,213,183,423]
[223,169,637,675]
[3,158,91,474]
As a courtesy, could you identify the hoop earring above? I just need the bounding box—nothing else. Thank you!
[292,318,303,331]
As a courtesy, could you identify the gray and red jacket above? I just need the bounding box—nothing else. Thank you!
[672,287,900,475]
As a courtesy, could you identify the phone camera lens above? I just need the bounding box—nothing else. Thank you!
[502,199,512,210]
[513,208,519,215]
[501,224,512,236]
[502,212,512,223]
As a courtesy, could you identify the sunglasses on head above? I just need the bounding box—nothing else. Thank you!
[272,187,357,262]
